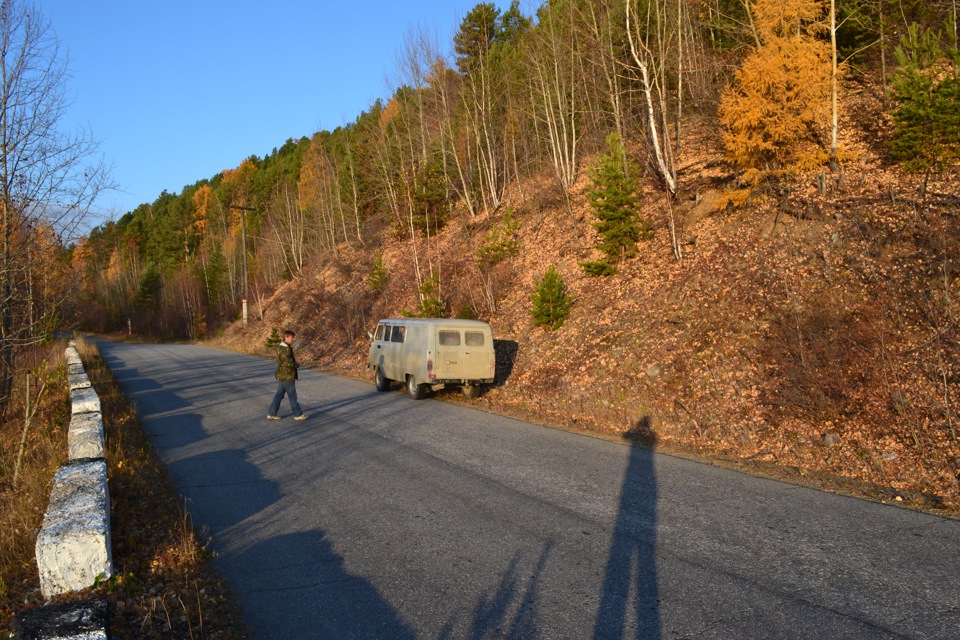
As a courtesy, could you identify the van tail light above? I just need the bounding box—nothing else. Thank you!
[427,358,435,380]
[490,359,496,377]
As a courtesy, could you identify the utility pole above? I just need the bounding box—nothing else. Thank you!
[228,204,256,328]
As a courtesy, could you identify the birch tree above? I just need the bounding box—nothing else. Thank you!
[625,0,684,195]
[0,0,111,402]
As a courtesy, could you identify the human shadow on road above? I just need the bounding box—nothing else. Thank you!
[230,529,415,640]
[594,419,661,640]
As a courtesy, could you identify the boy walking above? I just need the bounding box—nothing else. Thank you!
[267,329,307,420]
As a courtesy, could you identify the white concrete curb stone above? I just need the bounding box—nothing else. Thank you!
[69,387,100,415]
[68,413,105,460]
[68,371,92,391]
[35,459,113,598]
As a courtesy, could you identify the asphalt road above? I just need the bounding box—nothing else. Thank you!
[97,341,960,640]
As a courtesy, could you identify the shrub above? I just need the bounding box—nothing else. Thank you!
[407,275,444,318]
[476,208,522,268]
[368,251,389,291]
[531,266,574,330]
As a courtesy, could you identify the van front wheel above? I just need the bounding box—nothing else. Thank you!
[374,367,391,392]
[407,375,427,400]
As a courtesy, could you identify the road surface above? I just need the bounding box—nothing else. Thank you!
[97,341,960,639]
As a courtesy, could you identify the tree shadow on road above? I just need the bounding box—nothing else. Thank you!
[594,418,661,640]
[228,529,415,640]
[436,543,553,640]
[166,447,282,528]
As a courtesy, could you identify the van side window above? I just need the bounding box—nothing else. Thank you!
[439,330,461,346]
[374,324,384,341]
[392,326,405,343]
[465,331,485,347]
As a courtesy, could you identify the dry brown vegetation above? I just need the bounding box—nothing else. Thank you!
[0,339,248,639]
[0,344,69,628]
[214,80,960,515]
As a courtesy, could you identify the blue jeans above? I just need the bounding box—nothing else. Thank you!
[268,381,302,417]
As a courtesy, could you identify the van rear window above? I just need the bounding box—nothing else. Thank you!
[465,331,485,347]
[439,330,461,346]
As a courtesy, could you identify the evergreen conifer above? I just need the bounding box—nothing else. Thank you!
[531,266,573,330]
[581,133,648,276]
[265,327,282,349]
[889,23,960,194]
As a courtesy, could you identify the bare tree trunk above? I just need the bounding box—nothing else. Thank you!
[626,0,678,195]
[830,0,839,166]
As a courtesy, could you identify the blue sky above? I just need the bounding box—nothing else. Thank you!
[41,1,509,224]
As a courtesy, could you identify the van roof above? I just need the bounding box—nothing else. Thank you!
[377,318,491,328]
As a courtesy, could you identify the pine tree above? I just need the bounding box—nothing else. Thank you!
[531,266,574,330]
[416,275,445,318]
[889,23,960,194]
[368,251,389,291]
[265,327,282,349]
[581,133,649,277]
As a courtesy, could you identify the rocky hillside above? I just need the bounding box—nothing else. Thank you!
[214,80,960,512]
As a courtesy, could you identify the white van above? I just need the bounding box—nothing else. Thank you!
[368,318,496,399]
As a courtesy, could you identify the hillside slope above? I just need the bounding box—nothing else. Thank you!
[215,84,960,511]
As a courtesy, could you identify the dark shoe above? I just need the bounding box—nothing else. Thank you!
[267,415,281,420]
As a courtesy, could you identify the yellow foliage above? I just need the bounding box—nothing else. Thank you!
[381,96,401,128]
[719,4,831,172]
[192,184,213,239]
[221,158,257,228]
[297,133,334,215]
[714,188,753,212]
[753,0,826,40]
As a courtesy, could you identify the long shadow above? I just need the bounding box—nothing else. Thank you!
[229,530,415,640]
[437,543,553,640]
[166,448,282,527]
[594,420,661,640]
[494,340,519,386]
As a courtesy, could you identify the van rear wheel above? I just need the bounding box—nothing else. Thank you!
[374,367,391,392]
[407,375,427,400]
[462,384,482,399]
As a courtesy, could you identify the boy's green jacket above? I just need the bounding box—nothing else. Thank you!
[275,343,298,381]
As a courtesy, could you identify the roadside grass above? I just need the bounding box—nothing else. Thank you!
[0,338,248,639]
[0,343,70,634]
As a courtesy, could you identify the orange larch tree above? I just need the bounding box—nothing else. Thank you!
[718,0,832,174]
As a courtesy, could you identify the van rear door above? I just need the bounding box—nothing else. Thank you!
[436,329,465,380]
[462,328,492,380]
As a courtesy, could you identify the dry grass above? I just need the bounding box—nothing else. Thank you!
[0,344,70,629]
